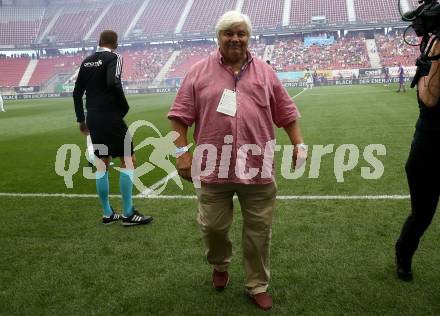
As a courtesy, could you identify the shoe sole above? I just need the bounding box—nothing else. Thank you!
[103,220,119,225]
[122,218,153,226]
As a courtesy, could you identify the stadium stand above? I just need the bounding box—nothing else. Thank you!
[242,0,283,30]
[46,3,105,42]
[166,43,216,79]
[165,41,268,79]
[290,0,349,26]
[14,0,47,5]
[0,58,29,87]
[271,34,370,71]
[2,31,420,88]
[28,55,84,86]
[36,6,59,42]
[134,0,187,36]
[121,46,175,82]
[0,0,423,89]
[181,0,236,33]
[375,31,419,67]
[353,0,400,23]
[0,7,45,45]
[408,0,421,9]
[91,0,143,41]
[0,0,426,46]
[249,41,267,60]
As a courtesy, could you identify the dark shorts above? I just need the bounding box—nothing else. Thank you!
[86,113,133,158]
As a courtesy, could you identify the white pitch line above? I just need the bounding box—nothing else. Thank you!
[136,170,179,197]
[298,90,393,97]
[276,195,410,200]
[291,88,307,99]
[0,192,410,200]
[289,89,393,99]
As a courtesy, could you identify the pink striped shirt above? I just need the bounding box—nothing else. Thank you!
[168,49,300,184]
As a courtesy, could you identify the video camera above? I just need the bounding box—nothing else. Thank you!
[402,0,440,36]
[400,0,440,87]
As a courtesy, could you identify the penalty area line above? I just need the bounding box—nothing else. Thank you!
[0,192,410,200]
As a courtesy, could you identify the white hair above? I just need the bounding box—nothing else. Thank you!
[215,11,252,41]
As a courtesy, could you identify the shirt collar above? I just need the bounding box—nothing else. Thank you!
[96,46,112,53]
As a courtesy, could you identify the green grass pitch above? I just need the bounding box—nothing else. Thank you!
[0,84,439,315]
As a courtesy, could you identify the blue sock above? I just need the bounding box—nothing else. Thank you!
[96,171,112,217]
[120,169,134,217]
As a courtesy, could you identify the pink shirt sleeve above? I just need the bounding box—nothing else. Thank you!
[168,74,196,126]
[269,71,300,128]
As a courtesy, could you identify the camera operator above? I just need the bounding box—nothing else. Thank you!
[395,37,440,282]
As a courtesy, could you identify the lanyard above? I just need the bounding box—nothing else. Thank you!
[233,60,250,92]
[233,73,240,92]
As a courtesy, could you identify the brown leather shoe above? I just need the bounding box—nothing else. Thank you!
[249,292,273,311]
[212,269,229,291]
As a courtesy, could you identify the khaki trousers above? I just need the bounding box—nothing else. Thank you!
[196,182,277,295]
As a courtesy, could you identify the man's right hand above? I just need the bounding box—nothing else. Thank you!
[79,121,89,135]
[176,152,193,182]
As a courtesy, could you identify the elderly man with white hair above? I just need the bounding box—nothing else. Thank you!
[168,11,306,310]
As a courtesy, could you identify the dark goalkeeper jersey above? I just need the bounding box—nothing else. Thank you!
[73,47,129,123]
